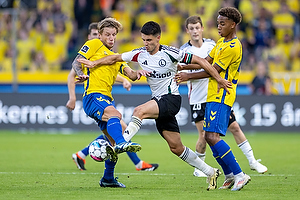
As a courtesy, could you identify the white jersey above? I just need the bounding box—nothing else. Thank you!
[122,45,193,98]
[180,39,215,105]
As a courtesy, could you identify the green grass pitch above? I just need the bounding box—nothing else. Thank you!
[0,130,299,200]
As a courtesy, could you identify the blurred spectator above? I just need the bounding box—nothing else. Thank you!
[290,36,300,72]
[272,1,295,41]
[0,48,13,72]
[16,29,35,71]
[134,1,161,31]
[249,61,272,96]
[31,51,46,72]
[41,32,64,72]
[263,38,288,72]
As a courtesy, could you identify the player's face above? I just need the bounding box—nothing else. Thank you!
[186,22,203,42]
[141,33,160,55]
[88,29,100,40]
[99,27,117,49]
[217,15,235,38]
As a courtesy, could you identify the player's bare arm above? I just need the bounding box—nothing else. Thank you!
[123,67,152,81]
[115,75,132,91]
[72,54,89,83]
[77,54,123,68]
[66,69,77,110]
[190,55,232,93]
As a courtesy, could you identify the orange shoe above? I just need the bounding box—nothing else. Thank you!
[136,161,159,171]
[72,153,86,170]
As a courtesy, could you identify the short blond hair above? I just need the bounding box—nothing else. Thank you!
[98,17,122,34]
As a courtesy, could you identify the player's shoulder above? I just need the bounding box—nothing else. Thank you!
[132,46,146,52]
[180,41,192,50]
[85,38,103,46]
[203,38,216,45]
[160,44,180,54]
[227,37,242,51]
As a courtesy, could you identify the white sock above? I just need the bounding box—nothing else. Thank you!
[123,116,142,142]
[238,140,256,164]
[77,151,86,159]
[135,161,143,169]
[195,151,206,162]
[179,146,214,176]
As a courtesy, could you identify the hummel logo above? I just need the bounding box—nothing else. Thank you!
[142,60,148,65]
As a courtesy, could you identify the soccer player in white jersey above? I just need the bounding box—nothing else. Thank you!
[77,21,232,190]
[180,16,267,177]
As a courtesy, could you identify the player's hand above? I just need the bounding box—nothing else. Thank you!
[122,79,132,91]
[174,72,189,85]
[136,70,151,80]
[75,75,89,83]
[66,99,76,110]
[77,58,96,68]
[177,64,184,71]
[217,79,232,94]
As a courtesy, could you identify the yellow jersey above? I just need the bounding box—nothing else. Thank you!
[78,39,128,100]
[207,37,242,107]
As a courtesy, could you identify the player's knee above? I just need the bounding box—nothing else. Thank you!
[205,133,219,146]
[132,106,144,118]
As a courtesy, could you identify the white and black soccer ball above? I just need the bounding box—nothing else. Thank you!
[89,139,110,162]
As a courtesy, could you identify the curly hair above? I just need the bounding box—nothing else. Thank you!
[218,7,242,25]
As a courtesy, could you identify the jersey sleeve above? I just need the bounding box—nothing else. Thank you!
[78,39,103,60]
[121,50,140,63]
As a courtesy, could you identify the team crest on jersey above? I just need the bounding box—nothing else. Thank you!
[158,59,166,67]
[80,45,89,53]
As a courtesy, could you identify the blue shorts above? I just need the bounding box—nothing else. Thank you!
[203,102,231,136]
[82,93,115,131]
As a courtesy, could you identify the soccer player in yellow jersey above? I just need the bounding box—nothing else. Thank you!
[68,22,159,173]
[175,7,251,191]
[72,18,151,188]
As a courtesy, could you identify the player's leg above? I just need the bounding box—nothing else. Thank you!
[83,93,141,154]
[193,120,207,177]
[123,99,159,142]
[120,120,159,171]
[190,103,207,177]
[99,159,125,188]
[228,111,267,174]
[204,102,250,191]
[162,129,220,190]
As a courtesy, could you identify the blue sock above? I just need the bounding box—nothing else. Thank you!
[214,140,242,175]
[106,117,125,144]
[103,159,116,181]
[126,152,141,165]
[210,145,232,175]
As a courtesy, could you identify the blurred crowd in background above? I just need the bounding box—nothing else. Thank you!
[0,0,299,76]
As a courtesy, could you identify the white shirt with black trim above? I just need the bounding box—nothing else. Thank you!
[122,45,192,98]
[180,38,215,105]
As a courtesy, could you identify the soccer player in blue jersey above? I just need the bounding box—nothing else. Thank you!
[67,22,159,173]
[175,7,251,191]
[72,18,152,188]
[77,21,232,190]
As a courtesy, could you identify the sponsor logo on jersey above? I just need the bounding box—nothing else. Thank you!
[149,70,171,78]
[80,45,89,53]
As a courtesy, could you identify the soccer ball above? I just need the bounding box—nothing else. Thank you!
[89,139,110,162]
